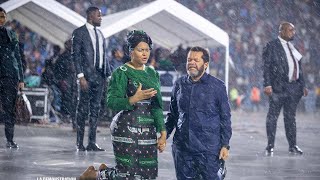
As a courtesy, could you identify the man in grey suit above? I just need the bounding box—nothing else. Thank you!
[263,22,308,155]
[0,7,24,148]
[72,6,111,151]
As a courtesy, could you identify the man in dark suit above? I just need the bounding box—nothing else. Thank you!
[263,22,308,155]
[55,39,77,130]
[72,6,111,151]
[0,7,24,148]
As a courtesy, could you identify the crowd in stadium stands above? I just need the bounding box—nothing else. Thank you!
[2,0,319,113]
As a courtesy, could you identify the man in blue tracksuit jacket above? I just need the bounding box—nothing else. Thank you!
[165,46,232,180]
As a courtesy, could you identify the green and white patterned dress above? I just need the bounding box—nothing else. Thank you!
[107,64,165,179]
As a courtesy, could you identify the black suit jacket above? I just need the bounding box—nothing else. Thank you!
[0,28,24,82]
[72,25,111,81]
[263,38,305,95]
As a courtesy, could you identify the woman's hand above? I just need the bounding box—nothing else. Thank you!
[157,131,167,153]
[129,83,157,105]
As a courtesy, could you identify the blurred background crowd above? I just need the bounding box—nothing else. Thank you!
[1,0,319,118]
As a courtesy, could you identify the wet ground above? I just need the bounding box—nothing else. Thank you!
[1,111,320,180]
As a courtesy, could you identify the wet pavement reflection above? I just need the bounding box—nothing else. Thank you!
[1,111,320,180]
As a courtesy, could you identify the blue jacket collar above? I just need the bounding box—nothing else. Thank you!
[186,73,209,84]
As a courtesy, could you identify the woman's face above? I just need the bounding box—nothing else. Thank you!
[130,42,150,66]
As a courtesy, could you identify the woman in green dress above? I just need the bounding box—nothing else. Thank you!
[107,30,167,179]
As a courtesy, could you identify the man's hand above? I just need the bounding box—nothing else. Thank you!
[18,82,24,91]
[219,147,229,161]
[79,77,88,90]
[264,86,272,96]
[303,88,308,97]
[129,83,157,105]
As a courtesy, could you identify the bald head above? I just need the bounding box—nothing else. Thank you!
[279,22,295,41]
[279,22,294,32]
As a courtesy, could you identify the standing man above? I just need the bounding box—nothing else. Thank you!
[165,46,232,180]
[0,7,24,148]
[55,39,77,130]
[72,6,111,151]
[263,22,308,155]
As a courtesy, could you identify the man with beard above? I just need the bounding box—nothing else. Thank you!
[263,22,308,155]
[72,6,111,151]
[165,46,232,179]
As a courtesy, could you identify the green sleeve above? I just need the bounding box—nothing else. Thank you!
[106,69,134,111]
[151,70,165,132]
[151,108,165,132]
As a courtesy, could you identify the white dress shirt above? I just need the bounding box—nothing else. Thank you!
[86,22,104,68]
[278,36,302,81]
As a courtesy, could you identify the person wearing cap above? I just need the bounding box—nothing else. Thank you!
[107,30,166,179]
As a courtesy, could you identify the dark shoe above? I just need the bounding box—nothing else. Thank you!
[6,141,19,149]
[289,145,303,155]
[76,144,86,151]
[86,143,105,151]
[265,145,274,155]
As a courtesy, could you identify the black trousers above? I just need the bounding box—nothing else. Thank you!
[266,82,303,148]
[0,77,18,142]
[76,74,105,145]
[58,77,77,128]
[59,78,76,115]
